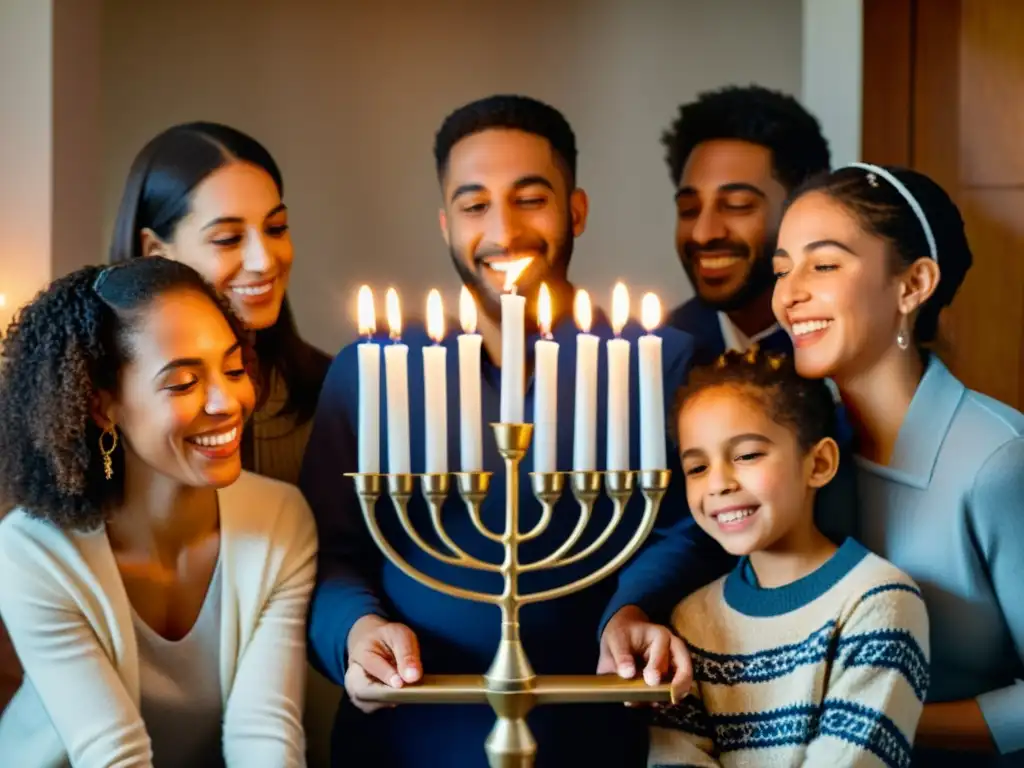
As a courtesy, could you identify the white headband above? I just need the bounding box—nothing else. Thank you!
[844,161,938,263]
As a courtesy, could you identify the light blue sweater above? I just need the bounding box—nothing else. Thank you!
[856,356,1024,762]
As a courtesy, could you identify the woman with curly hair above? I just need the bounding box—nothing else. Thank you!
[109,121,331,486]
[0,258,316,767]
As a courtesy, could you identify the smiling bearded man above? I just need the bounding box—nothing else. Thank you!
[300,94,735,768]
[662,85,831,365]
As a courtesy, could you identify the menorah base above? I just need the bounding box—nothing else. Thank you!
[363,674,671,767]
[362,673,672,705]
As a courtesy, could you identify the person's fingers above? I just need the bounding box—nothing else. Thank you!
[667,635,693,704]
[598,626,637,679]
[344,663,389,714]
[642,629,670,686]
[385,623,422,683]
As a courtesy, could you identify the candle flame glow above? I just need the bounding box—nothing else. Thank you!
[357,285,376,336]
[492,257,533,292]
[641,293,662,332]
[426,289,445,343]
[611,283,629,335]
[538,283,552,338]
[574,289,592,333]
[386,288,402,340]
[459,286,477,334]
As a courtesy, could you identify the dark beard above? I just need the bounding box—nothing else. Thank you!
[682,234,777,313]
[449,224,575,325]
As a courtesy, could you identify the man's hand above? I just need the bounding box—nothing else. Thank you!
[597,605,691,703]
[345,615,422,713]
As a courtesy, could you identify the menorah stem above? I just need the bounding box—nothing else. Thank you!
[486,423,539,768]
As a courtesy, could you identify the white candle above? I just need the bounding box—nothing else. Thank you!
[572,290,599,471]
[497,258,531,424]
[638,293,667,470]
[384,288,411,475]
[606,283,630,471]
[423,290,448,475]
[533,284,558,473]
[356,286,380,474]
[458,287,483,472]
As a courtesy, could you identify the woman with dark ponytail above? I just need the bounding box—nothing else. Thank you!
[109,121,330,486]
[772,164,1024,763]
[0,258,315,767]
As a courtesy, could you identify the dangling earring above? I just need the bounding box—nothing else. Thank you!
[896,320,910,351]
[99,425,118,480]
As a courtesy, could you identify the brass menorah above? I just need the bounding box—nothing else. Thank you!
[347,422,672,767]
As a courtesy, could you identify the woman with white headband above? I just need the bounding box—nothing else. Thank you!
[772,163,1024,764]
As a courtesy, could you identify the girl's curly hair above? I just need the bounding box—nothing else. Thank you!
[672,347,838,452]
[0,257,251,531]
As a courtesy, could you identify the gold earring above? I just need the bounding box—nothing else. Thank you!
[99,425,118,480]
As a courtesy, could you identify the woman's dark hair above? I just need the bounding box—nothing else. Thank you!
[672,348,837,453]
[109,121,328,423]
[788,165,973,345]
[0,258,251,532]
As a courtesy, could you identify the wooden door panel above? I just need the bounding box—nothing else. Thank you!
[960,0,1024,187]
[941,189,1024,407]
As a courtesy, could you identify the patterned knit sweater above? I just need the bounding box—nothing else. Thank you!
[649,538,930,768]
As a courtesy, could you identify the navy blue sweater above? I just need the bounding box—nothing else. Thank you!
[300,314,733,767]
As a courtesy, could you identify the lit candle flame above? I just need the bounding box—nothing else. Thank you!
[574,289,592,333]
[386,287,402,340]
[492,257,533,293]
[459,286,477,334]
[426,289,445,343]
[357,285,376,337]
[611,283,629,336]
[641,293,662,333]
[538,283,553,338]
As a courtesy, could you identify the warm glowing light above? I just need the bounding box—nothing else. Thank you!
[459,286,477,334]
[386,288,402,340]
[357,285,376,336]
[574,289,592,333]
[611,283,630,335]
[641,293,662,332]
[492,257,533,292]
[426,289,445,342]
[0,294,6,309]
[537,283,553,337]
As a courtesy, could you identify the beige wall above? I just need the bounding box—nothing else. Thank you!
[0,0,102,332]
[99,0,803,354]
[0,0,53,330]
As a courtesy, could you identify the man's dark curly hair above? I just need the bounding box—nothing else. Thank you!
[0,257,251,532]
[661,84,831,192]
[433,94,578,185]
[672,347,837,453]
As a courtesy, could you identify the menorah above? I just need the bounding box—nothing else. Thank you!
[347,421,673,768]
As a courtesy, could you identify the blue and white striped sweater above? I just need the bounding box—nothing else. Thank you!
[650,538,930,768]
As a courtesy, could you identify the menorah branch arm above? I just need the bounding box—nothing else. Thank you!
[520,471,596,572]
[348,473,499,606]
[422,474,500,572]
[457,472,504,543]
[520,470,671,606]
[521,473,565,542]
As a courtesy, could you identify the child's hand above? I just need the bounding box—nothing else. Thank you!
[597,605,692,703]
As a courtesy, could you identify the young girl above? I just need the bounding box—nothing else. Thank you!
[649,349,929,768]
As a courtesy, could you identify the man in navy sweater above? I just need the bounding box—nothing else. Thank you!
[662,86,831,365]
[301,95,731,766]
